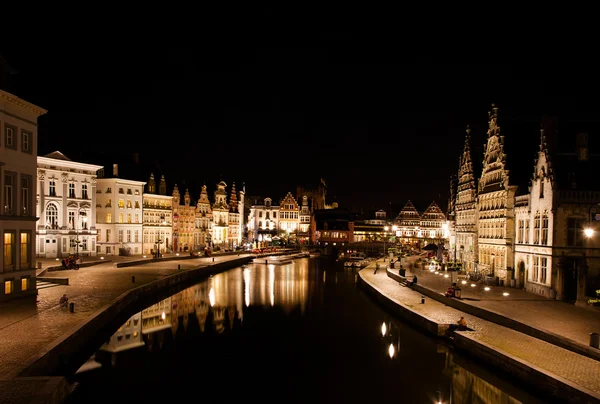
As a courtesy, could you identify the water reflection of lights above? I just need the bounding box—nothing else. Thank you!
[381,322,387,337]
[209,287,215,306]
[269,266,275,307]
[388,343,395,359]
[243,267,250,307]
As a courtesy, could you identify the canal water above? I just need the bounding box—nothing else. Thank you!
[66,257,545,404]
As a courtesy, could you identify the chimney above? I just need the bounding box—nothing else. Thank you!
[113,163,119,177]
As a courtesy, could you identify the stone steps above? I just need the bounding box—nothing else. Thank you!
[36,280,60,290]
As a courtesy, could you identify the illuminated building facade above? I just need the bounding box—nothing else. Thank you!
[454,127,478,272]
[0,88,47,301]
[475,105,517,286]
[194,184,213,250]
[172,184,195,252]
[142,173,172,256]
[95,167,145,256]
[36,152,102,259]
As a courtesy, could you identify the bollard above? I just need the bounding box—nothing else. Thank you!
[69,302,75,313]
[590,332,600,349]
[265,260,268,264]
[178,264,181,270]
[421,296,425,304]
[132,276,135,283]
[212,258,215,262]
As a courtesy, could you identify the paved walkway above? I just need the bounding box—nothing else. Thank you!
[0,253,252,404]
[362,258,600,400]
[399,258,600,348]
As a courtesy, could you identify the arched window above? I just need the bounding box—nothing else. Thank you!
[46,204,58,228]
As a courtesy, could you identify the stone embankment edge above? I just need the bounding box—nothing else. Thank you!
[365,267,600,403]
[9,256,252,404]
[357,273,450,337]
[453,332,600,403]
[387,268,600,362]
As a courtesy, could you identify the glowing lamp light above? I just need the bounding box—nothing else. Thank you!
[381,322,387,337]
[503,292,510,296]
[143,255,146,258]
[388,343,395,359]
[444,274,449,278]
[471,283,476,287]
[484,287,491,291]
[584,228,594,238]
[100,256,104,260]
[161,312,166,320]
[176,253,180,256]
[55,258,59,261]
[461,280,467,285]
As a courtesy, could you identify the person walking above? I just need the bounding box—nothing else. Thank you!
[59,294,69,308]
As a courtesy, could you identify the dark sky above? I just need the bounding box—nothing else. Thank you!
[3,33,599,215]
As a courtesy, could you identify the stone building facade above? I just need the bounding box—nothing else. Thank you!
[454,126,479,272]
[172,185,195,253]
[195,184,213,250]
[0,89,47,301]
[475,105,517,285]
[36,152,103,259]
[142,173,172,256]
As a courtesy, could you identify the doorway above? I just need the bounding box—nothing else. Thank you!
[563,258,578,302]
[518,261,525,288]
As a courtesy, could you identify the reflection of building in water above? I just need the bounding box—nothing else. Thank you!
[99,312,144,354]
[208,268,244,333]
[243,260,309,314]
[446,350,525,404]
[142,297,172,334]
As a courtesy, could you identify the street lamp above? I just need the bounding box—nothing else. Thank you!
[75,208,87,259]
[584,203,600,238]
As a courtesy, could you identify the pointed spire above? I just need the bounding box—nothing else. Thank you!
[487,103,500,138]
[159,175,167,195]
[172,184,180,205]
[229,182,238,212]
[147,173,156,193]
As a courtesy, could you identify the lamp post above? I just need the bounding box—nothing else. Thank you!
[584,203,600,238]
[75,208,87,259]
[490,252,496,277]
[155,239,163,258]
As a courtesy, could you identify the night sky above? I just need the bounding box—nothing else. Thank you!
[3,33,599,215]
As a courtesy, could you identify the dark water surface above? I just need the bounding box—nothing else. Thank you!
[66,258,545,404]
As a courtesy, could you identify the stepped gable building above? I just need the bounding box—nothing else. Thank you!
[475,104,518,285]
[420,201,447,242]
[455,126,479,272]
[172,184,195,253]
[279,191,300,241]
[142,173,172,256]
[515,116,600,303]
[208,180,245,250]
[298,195,311,244]
[36,151,103,259]
[195,184,213,250]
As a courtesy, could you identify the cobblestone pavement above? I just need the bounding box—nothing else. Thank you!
[398,258,600,347]
[0,254,249,381]
[362,258,600,396]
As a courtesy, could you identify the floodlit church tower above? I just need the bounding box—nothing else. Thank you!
[455,126,479,273]
[212,181,229,249]
[477,104,517,285]
[195,184,213,249]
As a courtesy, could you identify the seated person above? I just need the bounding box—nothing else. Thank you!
[447,316,468,335]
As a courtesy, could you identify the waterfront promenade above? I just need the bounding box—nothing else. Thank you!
[0,253,252,404]
[361,258,600,403]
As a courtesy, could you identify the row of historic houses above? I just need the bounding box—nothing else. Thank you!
[452,105,599,305]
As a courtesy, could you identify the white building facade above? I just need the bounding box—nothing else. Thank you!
[247,197,280,246]
[0,89,47,301]
[96,175,145,256]
[36,151,103,259]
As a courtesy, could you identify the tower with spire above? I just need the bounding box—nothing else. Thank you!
[211,181,229,248]
[455,125,479,273]
[476,104,517,285]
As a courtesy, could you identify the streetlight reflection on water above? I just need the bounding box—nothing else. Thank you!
[380,320,400,359]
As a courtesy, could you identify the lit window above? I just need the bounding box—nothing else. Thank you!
[21,278,28,291]
[4,280,13,294]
